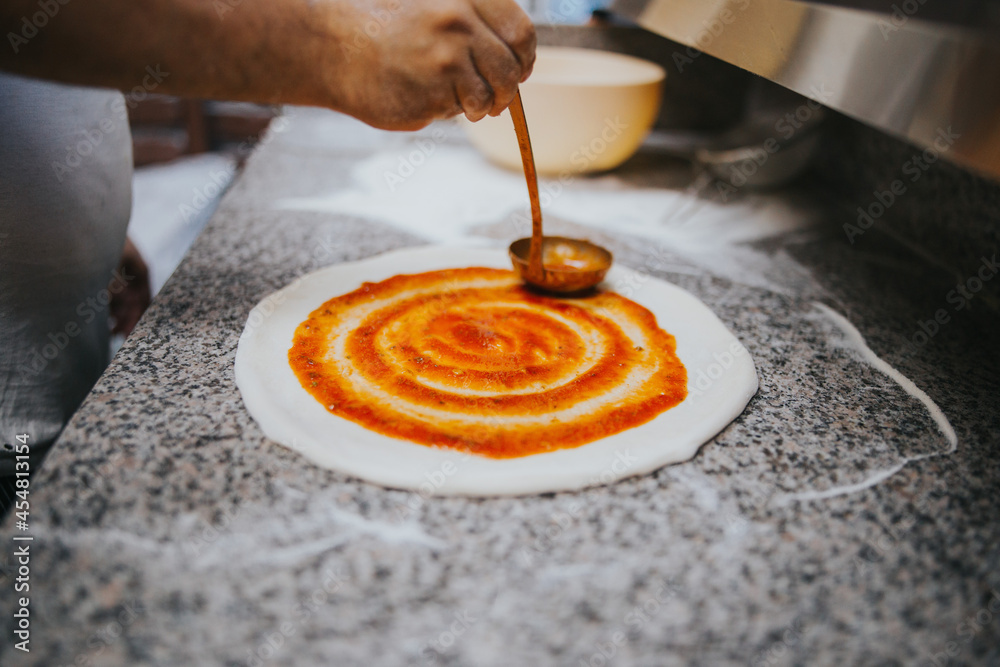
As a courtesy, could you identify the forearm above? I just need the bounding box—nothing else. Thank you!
[1,0,535,130]
[0,0,346,108]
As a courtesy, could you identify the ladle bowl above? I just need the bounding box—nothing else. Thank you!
[505,88,614,295]
[509,236,612,294]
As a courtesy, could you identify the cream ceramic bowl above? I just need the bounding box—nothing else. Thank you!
[462,46,665,175]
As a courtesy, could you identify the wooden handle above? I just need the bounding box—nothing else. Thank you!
[508,90,544,280]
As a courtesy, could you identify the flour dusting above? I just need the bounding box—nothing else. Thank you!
[779,303,957,504]
[273,134,820,294]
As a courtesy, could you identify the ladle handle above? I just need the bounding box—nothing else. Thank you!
[509,89,544,280]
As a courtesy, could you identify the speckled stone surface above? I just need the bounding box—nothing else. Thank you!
[2,108,1000,667]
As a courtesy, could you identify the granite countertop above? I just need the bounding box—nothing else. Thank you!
[2,108,999,666]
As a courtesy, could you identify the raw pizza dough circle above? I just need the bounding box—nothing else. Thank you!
[287,266,689,458]
[235,245,758,496]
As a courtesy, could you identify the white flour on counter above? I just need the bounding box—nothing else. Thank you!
[276,147,521,243]
[778,303,958,504]
[274,141,821,296]
[812,303,957,453]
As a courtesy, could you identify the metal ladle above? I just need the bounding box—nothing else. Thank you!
[507,90,612,293]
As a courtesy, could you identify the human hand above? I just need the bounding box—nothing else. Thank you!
[328,0,536,130]
[110,237,151,337]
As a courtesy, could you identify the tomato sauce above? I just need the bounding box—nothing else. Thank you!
[289,267,687,458]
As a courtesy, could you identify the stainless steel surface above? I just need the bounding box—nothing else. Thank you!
[611,0,1000,181]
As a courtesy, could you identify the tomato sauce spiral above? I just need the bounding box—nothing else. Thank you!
[289,267,687,458]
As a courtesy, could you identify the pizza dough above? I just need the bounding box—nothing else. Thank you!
[287,267,688,458]
[235,246,758,496]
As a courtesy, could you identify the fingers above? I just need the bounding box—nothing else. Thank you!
[454,50,495,122]
[110,237,150,337]
[467,26,521,118]
[110,288,148,336]
[337,0,536,128]
[472,0,536,83]
[457,0,535,121]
